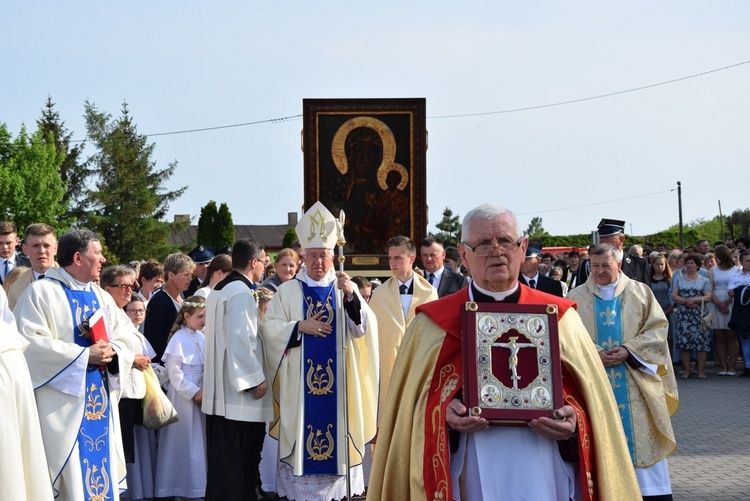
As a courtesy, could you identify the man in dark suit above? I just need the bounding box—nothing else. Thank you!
[0,221,31,285]
[518,247,564,297]
[575,219,650,287]
[420,236,469,297]
[184,245,214,297]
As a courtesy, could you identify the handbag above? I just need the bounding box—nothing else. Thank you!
[141,365,179,430]
[700,298,714,332]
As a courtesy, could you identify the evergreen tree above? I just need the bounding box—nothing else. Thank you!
[0,123,68,231]
[197,201,219,246]
[216,203,235,249]
[525,217,550,239]
[729,209,750,239]
[37,97,92,225]
[282,228,298,249]
[434,207,461,247]
[84,101,186,263]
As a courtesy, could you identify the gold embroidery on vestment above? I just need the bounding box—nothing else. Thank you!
[306,358,334,395]
[306,424,334,460]
[85,382,108,420]
[83,457,110,501]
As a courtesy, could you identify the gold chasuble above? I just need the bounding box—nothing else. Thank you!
[368,273,437,423]
[568,274,679,468]
[368,286,639,501]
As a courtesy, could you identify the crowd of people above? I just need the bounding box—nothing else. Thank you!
[2,210,750,501]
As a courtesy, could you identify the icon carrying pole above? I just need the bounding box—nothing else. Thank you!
[335,210,352,500]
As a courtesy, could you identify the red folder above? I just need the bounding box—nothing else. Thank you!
[88,308,111,369]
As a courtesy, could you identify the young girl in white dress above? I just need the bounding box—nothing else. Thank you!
[154,296,207,500]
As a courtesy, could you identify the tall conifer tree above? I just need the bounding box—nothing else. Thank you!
[37,97,91,225]
[84,101,186,263]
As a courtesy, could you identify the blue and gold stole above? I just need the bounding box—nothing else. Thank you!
[299,280,339,475]
[62,284,114,501]
[594,295,635,462]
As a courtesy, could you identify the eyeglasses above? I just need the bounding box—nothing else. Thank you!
[110,283,134,291]
[307,254,330,262]
[126,308,146,315]
[462,237,524,257]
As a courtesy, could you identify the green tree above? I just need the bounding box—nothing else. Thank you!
[37,96,92,225]
[525,217,550,239]
[434,207,461,247]
[84,101,186,263]
[0,123,68,231]
[216,203,235,249]
[282,228,298,249]
[728,209,750,239]
[197,201,219,246]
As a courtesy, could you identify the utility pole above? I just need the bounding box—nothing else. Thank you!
[677,181,684,249]
[718,200,726,241]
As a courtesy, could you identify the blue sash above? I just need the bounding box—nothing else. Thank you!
[299,280,339,475]
[62,285,114,501]
[594,295,635,462]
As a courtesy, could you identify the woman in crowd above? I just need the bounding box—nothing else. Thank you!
[562,251,580,289]
[667,249,684,274]
[101,267,157,501]
[261,248,299,293]
[650,254,675,361]
[265,263,276,281]
[155,296,207,500]
[548,266,569,297]
[672,254,713,379]
[195,254,232,298]
[709,245,740,376]
[144,253,195,363]
[137,259,165,303]
[703,252,717,272]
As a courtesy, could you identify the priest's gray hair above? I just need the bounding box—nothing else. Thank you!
[590,243,623,262]
[58,230,102,267]
[462,204,524,241]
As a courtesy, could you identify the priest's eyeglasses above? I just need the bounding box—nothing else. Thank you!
[462,237,524,256]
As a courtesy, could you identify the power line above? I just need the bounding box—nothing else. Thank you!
[430,59,750,119]
[2,58,748,146]
[516,188,673,216]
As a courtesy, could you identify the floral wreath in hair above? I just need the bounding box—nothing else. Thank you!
[182,300,205,309]
[253,285,274,303]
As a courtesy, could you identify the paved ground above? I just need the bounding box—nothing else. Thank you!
[669,359,750,501]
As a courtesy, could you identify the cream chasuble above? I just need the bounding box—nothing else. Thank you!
[14,266,135,500]
[0,289,54,500]
[260,269,379,486]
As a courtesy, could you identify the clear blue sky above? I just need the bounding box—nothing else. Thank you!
[3,2,748,239]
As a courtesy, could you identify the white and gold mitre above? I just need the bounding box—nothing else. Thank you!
[296,201,341,250]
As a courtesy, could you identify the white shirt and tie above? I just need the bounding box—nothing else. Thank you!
[398,277,414,320]
[426,267,445,291]
[1,257,18,282]
[522,273,539,289]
